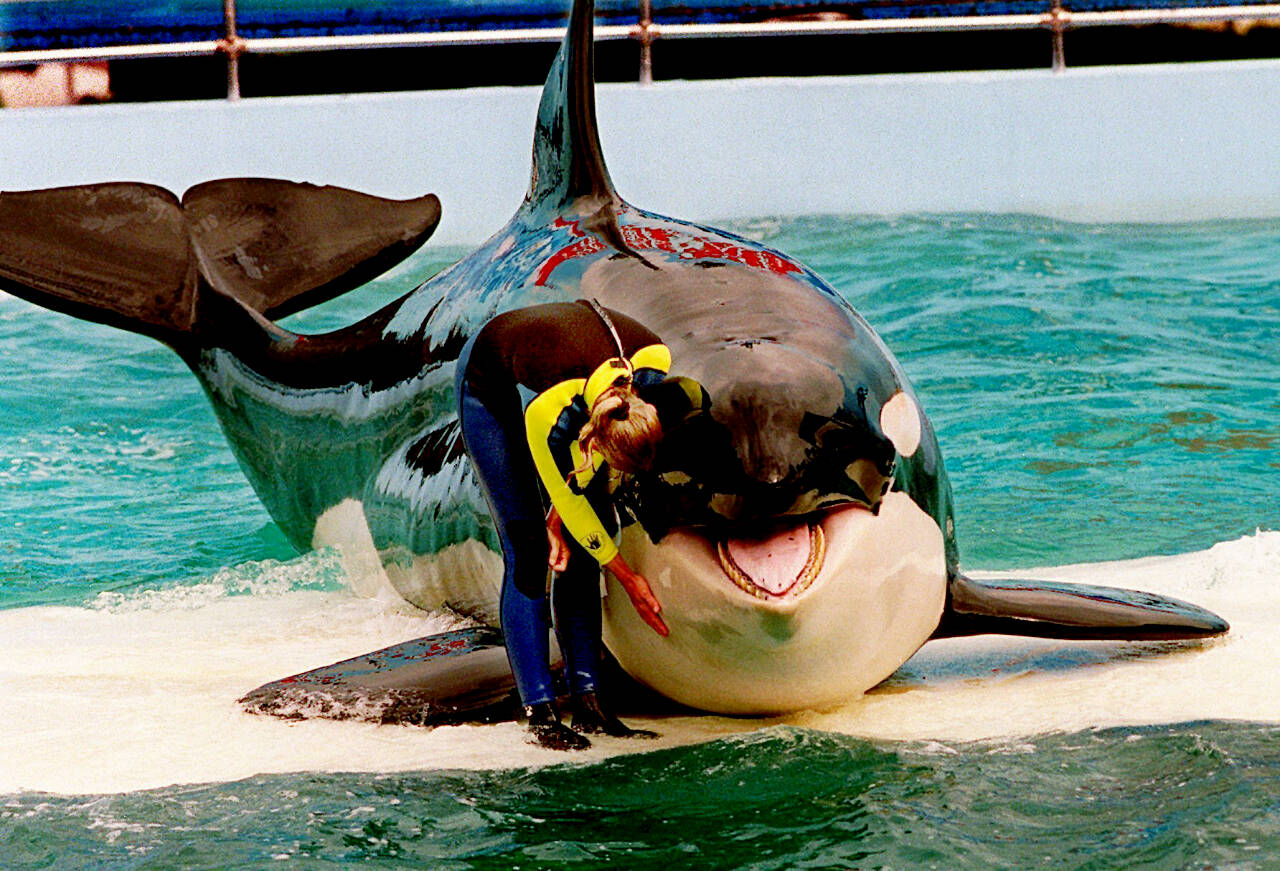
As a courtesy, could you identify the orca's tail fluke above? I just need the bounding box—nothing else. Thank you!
[0,179,440,352]
[0,182,197,343]
[932,574,1230,641]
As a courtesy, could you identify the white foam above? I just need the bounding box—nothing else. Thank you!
[1,532,1276,795]
[792,530,1280,741]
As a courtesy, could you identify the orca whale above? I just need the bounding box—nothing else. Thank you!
[0,0,1227,724]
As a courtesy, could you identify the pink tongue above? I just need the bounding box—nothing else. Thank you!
[724,524,812,596]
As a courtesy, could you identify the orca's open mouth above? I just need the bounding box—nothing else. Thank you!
[715,520,826,600]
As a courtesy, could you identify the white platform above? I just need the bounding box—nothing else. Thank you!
[3,59,1279,244]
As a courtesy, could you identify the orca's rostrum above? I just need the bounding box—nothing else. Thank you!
[0,0,1227,724]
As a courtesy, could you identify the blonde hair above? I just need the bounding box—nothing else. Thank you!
[575,385,663,477]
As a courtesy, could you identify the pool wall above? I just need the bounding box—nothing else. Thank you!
[4,59,1279,244]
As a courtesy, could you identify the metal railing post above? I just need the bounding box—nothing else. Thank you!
[636,0,655,86]
[220,0,244,100]
[1049,0,1067,72]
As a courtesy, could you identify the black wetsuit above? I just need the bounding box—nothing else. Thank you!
[455,300,700,706]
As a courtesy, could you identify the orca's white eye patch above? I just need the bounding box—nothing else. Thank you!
[880,391,922,457]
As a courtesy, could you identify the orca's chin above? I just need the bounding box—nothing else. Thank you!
[603,494,948,715]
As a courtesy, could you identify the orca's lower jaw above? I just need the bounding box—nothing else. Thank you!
[601,493,949,715]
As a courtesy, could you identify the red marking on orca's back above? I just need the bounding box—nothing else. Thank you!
[534,217,802,286]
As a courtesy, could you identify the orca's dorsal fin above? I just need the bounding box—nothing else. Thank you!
[527,0,618,212]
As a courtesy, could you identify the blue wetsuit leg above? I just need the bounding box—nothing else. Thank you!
[457,361,555,707]
[552,536,604,696]
[552,498,618,696]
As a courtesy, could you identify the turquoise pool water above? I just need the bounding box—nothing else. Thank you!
[1,213,1277,866]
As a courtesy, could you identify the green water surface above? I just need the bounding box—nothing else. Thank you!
[1,214,1277,867]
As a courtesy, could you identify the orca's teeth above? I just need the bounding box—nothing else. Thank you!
[716,523,825,599]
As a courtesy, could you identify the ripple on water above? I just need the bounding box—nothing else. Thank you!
[1,723,1277,869]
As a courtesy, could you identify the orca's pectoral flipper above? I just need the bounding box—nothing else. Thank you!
[184,179,440,321]
[239,627,522,726]
[0,183,197,343]
[933,575,1229,641]
[0,179,440,347]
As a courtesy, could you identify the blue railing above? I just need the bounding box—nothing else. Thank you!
[2,0,1275,51]
[3,0,1280,96]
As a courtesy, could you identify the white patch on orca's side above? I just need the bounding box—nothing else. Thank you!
[312,498,402,602]
[381,539,504,627]
[312,497,503,625]
[880,390,922,458]
[603,491,947,715]
[370,440,504,621]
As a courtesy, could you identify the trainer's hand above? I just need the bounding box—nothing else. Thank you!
[546,507,570,572]
[604,554,668,637]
